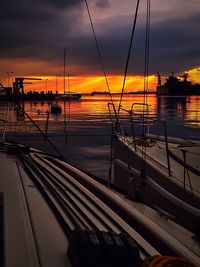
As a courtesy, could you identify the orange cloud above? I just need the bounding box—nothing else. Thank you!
[1,60,199,94]
[20,74,158,94]
[187,67,200,83]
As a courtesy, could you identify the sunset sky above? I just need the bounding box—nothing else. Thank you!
[0,0,199,93]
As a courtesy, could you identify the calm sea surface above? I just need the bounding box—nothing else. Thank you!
[0,94,200,180]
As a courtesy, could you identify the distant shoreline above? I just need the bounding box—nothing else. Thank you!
[1,91,200,102]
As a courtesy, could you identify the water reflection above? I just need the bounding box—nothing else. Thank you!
[1,94,200,180]
[20,94,200,128]
[186,96,200,127]
[157,96,187,122]
[0,94,198,126]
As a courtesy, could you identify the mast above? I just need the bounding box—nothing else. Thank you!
[63,48,66,94]
[56,74,58,94]
[157,72,161,86]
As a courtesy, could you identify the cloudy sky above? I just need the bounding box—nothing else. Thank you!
[0,0,199,92]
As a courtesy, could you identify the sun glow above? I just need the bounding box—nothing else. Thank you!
[1,64,199,94]
[21,74,158,94]
[188,67,200,83]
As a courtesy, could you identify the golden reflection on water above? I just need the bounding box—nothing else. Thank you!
[22,94,200,127]
[186,96,200,127]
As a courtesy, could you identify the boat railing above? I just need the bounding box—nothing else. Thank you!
[107,102,125,138]
[130,114,199,191]
[119,103,152,139]
[130,103,151,125]
[137,118,199,194]
[107,102,152,140]
[148,120,200,195]
[108,102,199,195]
[129,103,152,142]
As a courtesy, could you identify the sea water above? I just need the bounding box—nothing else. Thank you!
[0,94,200,180]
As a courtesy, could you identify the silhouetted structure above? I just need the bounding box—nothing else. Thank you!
[0,79,56,102]
[157,73,200,95]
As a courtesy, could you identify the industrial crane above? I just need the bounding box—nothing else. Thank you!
[13,77,42,115]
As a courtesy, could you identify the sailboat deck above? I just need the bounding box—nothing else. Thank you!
[124,198,200,259]
[0,152,69,267]
[124,136,200,198]
[0,146,156,266]
[1,141,200,266]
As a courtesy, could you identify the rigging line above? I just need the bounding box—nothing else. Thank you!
[63,47,71,144]
[56,51,64,89]
[22,109,65,160]
[64,101,68,143]
[145,0,150,90]
[142,0,151,124]
[142,0,151,122]
[117,0,141,115]
[142,0,151,139]
[141,0,151,177]
[63,47,67,143]
[67,55,71,143]
[64,70,71,144]
[64,47,66,95]
[58,55,64,79]
[63,47,69,148]
[84,0,113,105]
[143,0,151,92]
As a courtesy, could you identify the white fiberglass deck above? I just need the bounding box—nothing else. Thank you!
[119,136,200,201]
[0,141,200,267]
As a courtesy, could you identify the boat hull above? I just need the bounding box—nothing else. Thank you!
[113,135,200,233]
[56,93,81,100]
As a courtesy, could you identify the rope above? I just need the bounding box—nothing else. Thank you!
[117,0,141,115]
[84,0,114,105]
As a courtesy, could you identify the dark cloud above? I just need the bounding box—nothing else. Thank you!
[0,0,83,22]
[149,12,200,74]
[0,0,199,77]
[0,0,83,62]
[95,0,111,9]
[64,10,200,77]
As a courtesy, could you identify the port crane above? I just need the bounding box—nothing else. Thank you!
[13,77,42,95]
[13,77,42,115]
